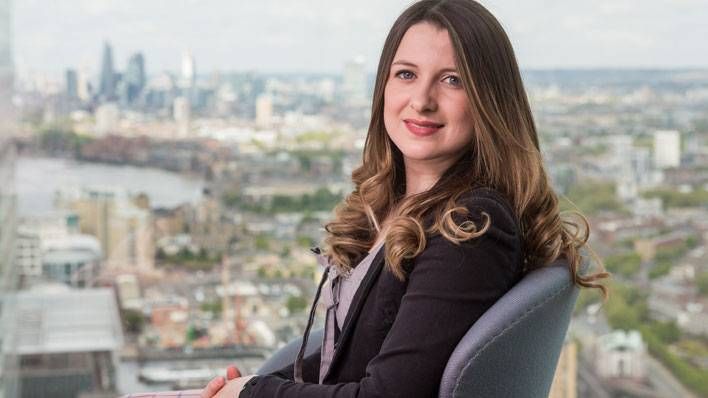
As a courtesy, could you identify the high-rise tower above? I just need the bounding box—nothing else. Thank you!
[99,41,116,100]
[181,50,196,87]
[124,52,145,104]
[65,69,78,99]
[180,50,196,103]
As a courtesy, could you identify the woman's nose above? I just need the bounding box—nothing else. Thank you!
[409,83,438,113]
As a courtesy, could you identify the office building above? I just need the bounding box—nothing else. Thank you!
[173,96,190,138]
[123,52,145,104]
[181,50,195,87]
[343,56,367,104]
[548,340,577,398]
[654,129,681,169]
[16,214,102,288]
[58,187,154,273]
[594,330,646,380]
[65,68,77,99]
[2,285,123,398]
[180,50,196,104]
[95,102,119,136]
[98,41,116,100]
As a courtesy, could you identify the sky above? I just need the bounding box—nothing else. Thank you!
[10,0,708,77]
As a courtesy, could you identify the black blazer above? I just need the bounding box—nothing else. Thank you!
[239,187,523,398]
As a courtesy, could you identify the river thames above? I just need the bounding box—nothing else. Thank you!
[15,156,206,217]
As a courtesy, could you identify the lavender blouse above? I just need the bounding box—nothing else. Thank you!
[316,240,385,383]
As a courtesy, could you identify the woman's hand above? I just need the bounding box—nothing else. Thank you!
[226,365,241,380]
[200,375,255,398]
[200,365,243,398]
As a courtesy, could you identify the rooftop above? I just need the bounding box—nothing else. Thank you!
[1,284,124,355]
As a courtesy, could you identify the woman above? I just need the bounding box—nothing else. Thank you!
[203,0,607,397]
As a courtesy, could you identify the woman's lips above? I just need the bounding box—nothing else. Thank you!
[404,119,444,137]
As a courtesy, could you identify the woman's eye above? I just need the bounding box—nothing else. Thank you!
[444,75,463,87]
[395,70,415,80]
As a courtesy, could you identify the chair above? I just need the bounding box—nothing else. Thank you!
[438,259,578,398]
[122,260,578,398]
[258,259,578,398]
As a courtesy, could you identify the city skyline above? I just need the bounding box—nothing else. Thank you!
[10,0,708,77]
[4,0,708,392]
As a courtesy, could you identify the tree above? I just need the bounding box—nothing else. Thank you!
[121,309,145,334]
[604,282,648,331]
[286,295,308,314]
[201,300,223,316]
[156,247,167,261]
[649,320,680,344]
[255,234,271,251]
[604,252,642,278]
[697,272,708,296]
[641,188,708,208]
[561,181,627,215]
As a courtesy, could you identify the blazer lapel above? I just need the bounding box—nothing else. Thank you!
[324,245,386,380]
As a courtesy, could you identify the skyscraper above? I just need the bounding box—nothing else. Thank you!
[181,50,196,102]
[65,68,78,99]
[182,50,195,84]
[99,41,116,100]
[124,52,146,104]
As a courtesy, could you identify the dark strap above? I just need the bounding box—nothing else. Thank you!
[294,265,330,383]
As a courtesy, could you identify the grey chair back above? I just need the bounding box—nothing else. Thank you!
[257,328,324,375]
[438,260,578,398]
[257,261,578,398]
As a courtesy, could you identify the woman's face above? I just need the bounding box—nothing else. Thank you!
[383,22,474,175]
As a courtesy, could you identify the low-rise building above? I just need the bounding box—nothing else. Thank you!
[1,285,123,398]
[594,330,646,380]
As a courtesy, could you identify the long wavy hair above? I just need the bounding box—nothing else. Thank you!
[324,0,608,294]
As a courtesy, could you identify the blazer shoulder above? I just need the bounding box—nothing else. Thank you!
[457,186,519,235]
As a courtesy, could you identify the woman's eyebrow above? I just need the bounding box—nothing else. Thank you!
[391,59,458,73]
[392,60,418,67]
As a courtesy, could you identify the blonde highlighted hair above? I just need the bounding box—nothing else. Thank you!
[324,0,608,295]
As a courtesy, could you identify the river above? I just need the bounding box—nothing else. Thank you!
[15,156,205,217]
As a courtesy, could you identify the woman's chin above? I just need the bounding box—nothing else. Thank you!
[400,152,444,165]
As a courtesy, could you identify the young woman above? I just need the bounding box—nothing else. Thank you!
[202,0,606,397]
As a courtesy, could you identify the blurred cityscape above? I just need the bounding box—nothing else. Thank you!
[1,2,708,398]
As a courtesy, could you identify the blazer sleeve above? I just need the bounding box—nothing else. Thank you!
[239,194,522,398]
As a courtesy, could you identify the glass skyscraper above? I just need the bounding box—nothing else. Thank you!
[99,41,116,100]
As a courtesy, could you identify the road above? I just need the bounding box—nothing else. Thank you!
[645,356,696,398]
